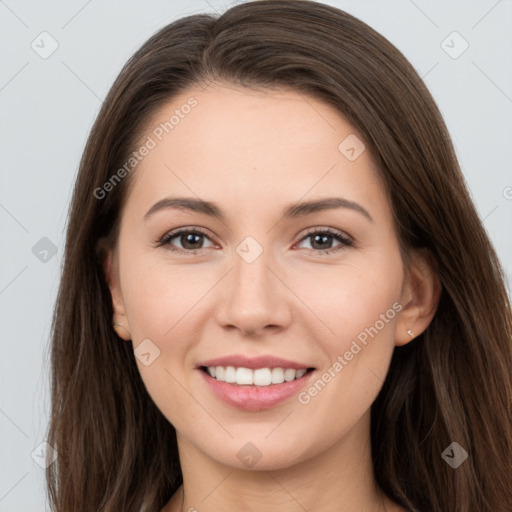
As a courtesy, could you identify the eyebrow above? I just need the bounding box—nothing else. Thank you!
[144,196,373,223]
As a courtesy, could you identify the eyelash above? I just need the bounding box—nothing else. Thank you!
[155,226,354,256]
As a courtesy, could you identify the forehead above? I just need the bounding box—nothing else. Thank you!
[140,82,358,159]
[125,82,388,220]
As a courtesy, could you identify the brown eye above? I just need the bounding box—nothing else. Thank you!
[296,228,353,254]
[157,228,214,253]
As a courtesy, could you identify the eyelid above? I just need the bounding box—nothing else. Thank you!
[298,226,353,244]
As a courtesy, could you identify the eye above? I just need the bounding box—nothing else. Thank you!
[295,227,353,255]
[156,227,215,254]
[155,226,353,255]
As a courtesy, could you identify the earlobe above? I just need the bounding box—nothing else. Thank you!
[395,248,442,346]
[102,249,132,340]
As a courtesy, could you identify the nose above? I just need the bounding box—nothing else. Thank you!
[215,245,292,337]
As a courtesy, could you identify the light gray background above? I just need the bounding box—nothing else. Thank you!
[1,0,511,510]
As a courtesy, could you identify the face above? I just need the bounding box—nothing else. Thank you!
[106,82,422,471]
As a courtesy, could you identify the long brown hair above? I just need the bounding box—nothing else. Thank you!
[46,1,512,510]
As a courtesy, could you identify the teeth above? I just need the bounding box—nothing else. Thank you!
[206,366,310,386]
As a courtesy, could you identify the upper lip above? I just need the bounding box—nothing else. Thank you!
[197,354,314,370]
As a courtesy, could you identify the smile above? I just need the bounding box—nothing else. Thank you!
[198,366,316,411]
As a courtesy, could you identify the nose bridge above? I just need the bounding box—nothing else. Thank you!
[216,235,291,334]
[234,238,273,300]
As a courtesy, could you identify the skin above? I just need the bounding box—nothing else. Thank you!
[105,82,441,512]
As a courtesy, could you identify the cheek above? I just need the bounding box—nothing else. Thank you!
[119,249,207,428]
[301,257,402,409]
[294,253,403,347]
[293,254,402,420]
[120,246,210,340]
[331,272,400,351]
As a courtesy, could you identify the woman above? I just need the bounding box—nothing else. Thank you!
[46,1,512,511]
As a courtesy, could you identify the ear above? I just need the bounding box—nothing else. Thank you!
[395,248,442,346]
[103,247,132,341]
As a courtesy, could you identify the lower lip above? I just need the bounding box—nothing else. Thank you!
[198,369,315,411]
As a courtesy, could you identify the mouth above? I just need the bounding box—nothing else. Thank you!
[197,362,317,411]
